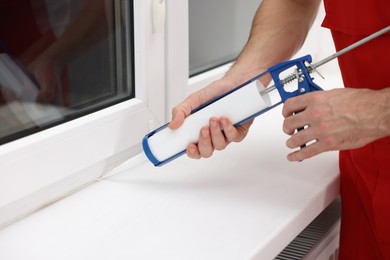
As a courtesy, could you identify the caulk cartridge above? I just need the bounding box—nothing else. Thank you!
[143,55,323,167]
[143,74,272,167]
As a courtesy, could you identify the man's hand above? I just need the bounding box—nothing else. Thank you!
[169,77,253,159]
[282,88,390,161]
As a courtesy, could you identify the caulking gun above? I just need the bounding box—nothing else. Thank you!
[143,25,390,167]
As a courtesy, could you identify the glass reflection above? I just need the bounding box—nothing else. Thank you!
[0,0,133,144]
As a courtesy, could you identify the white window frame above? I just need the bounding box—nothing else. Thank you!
[165,0,234,119]
[0,0,165,228]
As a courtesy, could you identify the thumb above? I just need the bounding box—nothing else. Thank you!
[168,107,186,130]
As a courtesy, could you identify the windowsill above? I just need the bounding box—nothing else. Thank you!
[0,90,340,259]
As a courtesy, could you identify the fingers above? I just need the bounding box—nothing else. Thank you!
[169,88,216,130]
[283,95,313,161]
[209,117,228,150]
[284,112,322,161]
[186,144,201,159]
[169,107,186,130]
[170,78,250,158]
[169,95,202,130]
[198,127,214,158]
[186,126,215,159]
[221,117,253,143]
[287,141,325,162]
[282,111,308,135]
[282,92,334,161]
[282,96,307,118]
[185,116,250,159]
[286,126,313,149]
[186,117,229,159]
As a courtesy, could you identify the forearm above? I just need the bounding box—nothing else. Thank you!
[376,87,390,138]
[226,0,321,83]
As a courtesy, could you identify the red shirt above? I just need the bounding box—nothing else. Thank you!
[323,0,390,36]
[322,1,390,259]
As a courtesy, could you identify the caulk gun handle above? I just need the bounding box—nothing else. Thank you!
[267,55,323,154]
[292,111,305,162]
[293,111,306,149]
[268,55,323,103]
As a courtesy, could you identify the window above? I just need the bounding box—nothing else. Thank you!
[0,0,134,145]
[189,0,261,76]
[0,0,165,228]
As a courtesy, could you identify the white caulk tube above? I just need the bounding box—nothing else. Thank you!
[142,79,272,166]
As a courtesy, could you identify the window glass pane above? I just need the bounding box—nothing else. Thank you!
[0,0,134,144]
[189,0,261,76]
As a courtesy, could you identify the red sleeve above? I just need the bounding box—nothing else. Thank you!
[322,0,390,36]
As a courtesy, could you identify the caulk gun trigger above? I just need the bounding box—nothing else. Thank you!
[307,63,325,80]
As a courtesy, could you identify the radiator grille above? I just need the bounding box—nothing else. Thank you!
[275,198,341,260]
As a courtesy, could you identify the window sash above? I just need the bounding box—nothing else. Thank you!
[0,0,165,229]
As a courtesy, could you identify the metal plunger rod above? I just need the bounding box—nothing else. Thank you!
[263,25,390,94]
[311,25,390,69]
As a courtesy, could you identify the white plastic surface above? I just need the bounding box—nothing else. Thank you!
[0,104,340,260]
[147,81,271,162]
